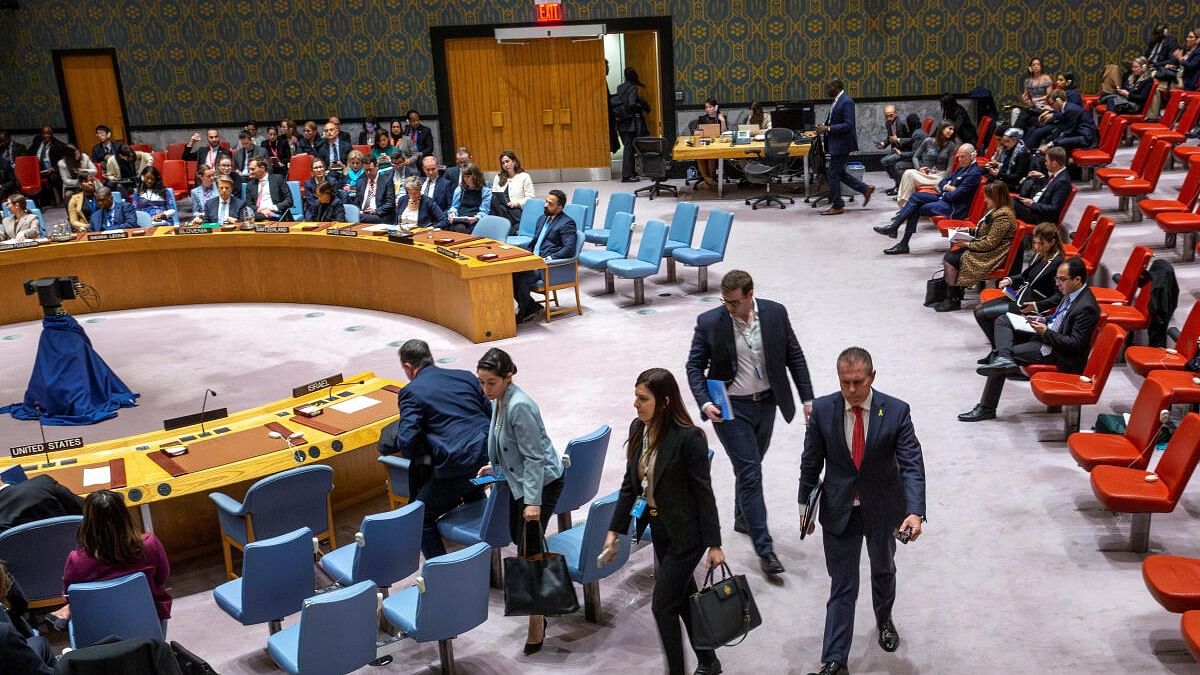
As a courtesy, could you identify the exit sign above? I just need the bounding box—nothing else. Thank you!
[535,1,563,23]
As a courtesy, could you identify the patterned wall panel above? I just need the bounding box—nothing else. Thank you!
[0,0,1196,130]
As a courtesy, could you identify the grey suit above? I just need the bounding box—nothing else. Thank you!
[1,214,39,242]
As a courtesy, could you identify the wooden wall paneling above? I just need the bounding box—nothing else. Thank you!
[60,54,127,146]
[446,37,509,173]
[623,31,662,137]
[549,38,609,169]
[497,39,562,172]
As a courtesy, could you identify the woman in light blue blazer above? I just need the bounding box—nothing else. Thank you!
[475,347,564,655]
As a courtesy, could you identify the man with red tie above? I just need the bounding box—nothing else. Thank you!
[799,347,927,675]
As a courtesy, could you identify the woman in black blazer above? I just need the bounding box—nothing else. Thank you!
[604,368,723,675]
[261,126,291,176]
[973,221,1065,358]
[395,176,449,230]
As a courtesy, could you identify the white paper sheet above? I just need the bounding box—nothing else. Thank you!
[82,466,111,487]
[330,396,381,415]
[1006,312,1038,333]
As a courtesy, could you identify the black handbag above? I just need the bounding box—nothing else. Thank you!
[688,563,762,649]
[502,523,579,617]
[924,269,947,307]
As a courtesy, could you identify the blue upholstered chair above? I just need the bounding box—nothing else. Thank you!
[607,218,669,305]
[563,203,587,239]
[209,464,335,579]
[546,492,633,622]
[672,209,734,292]
[663,201,699,282]
[342,203,361,224]
[135,210,153,228]
[533,218,587,322]
[585,192,636,245]
[68,572,163,649]
[213,527,316,636]
[471,214,510,241]
[379,454,412,509]
[0,515,82,608]
[267,580,379,675]
[579,212,634,294]
[570,187,598,233]
[506,197,544,250]
[287,180,303,220]
[437,480,511,587]
[320,502,424,595]
[553,425,612,532]
[381,542,491,674]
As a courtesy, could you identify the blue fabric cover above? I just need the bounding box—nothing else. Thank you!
[0,314,138,425]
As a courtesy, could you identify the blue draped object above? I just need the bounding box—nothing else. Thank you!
[0,314,139,425]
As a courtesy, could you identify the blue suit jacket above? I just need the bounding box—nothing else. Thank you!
[799,389,927,536]
[685,298,814,424]
[200,195,248,223]
[88,202,139,231]
[534,213,577,260]
[825,92,860,156]
[1015,169,1071,223]
[934,163,983,218]
[389,365,490,479]
[352,173,396,222]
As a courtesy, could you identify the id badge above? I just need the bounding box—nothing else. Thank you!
[631,497,647,518]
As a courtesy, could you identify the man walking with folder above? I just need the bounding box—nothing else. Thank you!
[686,269,814,575]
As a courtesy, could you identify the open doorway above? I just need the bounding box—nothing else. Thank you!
[604,31,662,178]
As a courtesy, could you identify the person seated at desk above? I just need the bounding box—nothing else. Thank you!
[0,562,54,674]
[302,158,343,216]
[395,175,448,231]
[57,146,96,197]
[513,189,576,324]
[384,339,490,559]
[105,145,152,197]
[129,166,177,224]
[316,120,352,171]
[370,129,397,163]
[88,186,139,231]
[234,130,267,178]
[693,98,728,190]
[1027,90,1096,153]
[340,150,366,204]
[895,121,958,205]
[304,181,346,222]
[245,157,292,221]
[193,175,246,225]
[417,155,453,212]
[876,144,981,254]
[960,256,1098,422]
[737,101,772,129]
[67,176,99,232]
[1,194,40,242]
[0,472,83,534]
[1014,147,1070,225]
[354,155,395,224]
[446,163,491,232]
[932,183,1017,312]
[261,125,291,176]
[296,121,320,156]
[189,164,217,217]
[984,128,1031,192]
[214,155,244,204]
[183,129,231,172]
[490,150,534,232]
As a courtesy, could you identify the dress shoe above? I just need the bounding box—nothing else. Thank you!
[524,618,548,655]
[885,187,898,196]
[883,243,909,255]
[694,659,723,674]
[805,662,847,675]
[977,351,995,365]
[820,207,844,216]
[759,553,785,575]
[861,185,875,206]
[733,517,748,534]
[516,304,542,324]
[878,618,900,652]
[958,404,997,422]
[976,355,1016,376]
[620,177,639,183]
[872,224,899,238]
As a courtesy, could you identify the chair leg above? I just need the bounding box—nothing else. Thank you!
[1130,512,1152,553]
[438,638,457,675]
[1062,405,1081,437]
[573,283,582,316]
[1184,232,1197,262]
[604,270,615,294]
[221,537,236,580]
[633,278,645,305]
[667,257,676,282]
[1131,198,1144,223]
[583,581,601,623]
[697,266,709,292]
[268,619,283,635]
[557,512,573,532]
[490,549,503,589]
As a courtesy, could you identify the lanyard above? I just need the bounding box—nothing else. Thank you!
[638,429,654,498]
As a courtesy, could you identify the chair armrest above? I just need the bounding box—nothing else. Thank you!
[545,257,576,269]
[378,455,411,471]
[208,492,246,516]
[1169,326,1182,343]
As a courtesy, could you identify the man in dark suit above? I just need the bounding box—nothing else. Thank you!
[91,125,118,167]
[876,144,982,254]
[328,116,353,144]
[88,186,139,230]
[686,269,814,575]
[417,155,453,212]
[1028,90,1096,153]
[0,131,28,169]
[316,121,352,170]
[512,189,577,323]
[0,609,54,674]
[192,175,246,225]
[405,110,435,161]
[233,131,268,178]
[799,347,926,675]
[960,256,1100,421]
[985,128,1032,191]
[0,473,83,534]
[354,155,396,224]
[184,129,231,170]
[442,147,472,187]
[816,79,875,215]
[245,158,293,221]
[1015,147,1071,224]
[384,339,490,558]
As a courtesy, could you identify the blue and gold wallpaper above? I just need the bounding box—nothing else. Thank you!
[0,0,1194,129]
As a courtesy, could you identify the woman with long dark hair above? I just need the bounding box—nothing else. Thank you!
[130,165,177,223]
[603,368,723,675]
[490,150,535,230]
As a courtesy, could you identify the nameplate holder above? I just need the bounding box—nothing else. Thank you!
[388,233,414,245]
[436,245,467,260]
[10,436,83,459]
[255,226,291,234]
[87,231,128,241]
[176,227,213,235]
[327,228,358,237]
[291,373,344,399]
[1,240,40,250]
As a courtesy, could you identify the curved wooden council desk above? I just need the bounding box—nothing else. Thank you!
[0,224,544,342]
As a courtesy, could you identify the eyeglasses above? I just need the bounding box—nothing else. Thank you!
[721,297,748,307]
[1054,275,1071,282]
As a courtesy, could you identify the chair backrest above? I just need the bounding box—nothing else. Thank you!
[605,193,636,230]
[166,143,186,161]
[1125,376,1172,468]
[287,180,303,220]
[1158,90,1188,131]
[130,143,153,153]
[553,425,612,517]
[162,159,187,192]
[69,572,163,648]
[1070,205,1102,249]
[351,502,424,588]
[515,198,545,238]
[570,187,598,231]
[1127,133,1159,175]
[0,515,82,602]
[1113,245,1154,300]
[1082,323,1127,394]
[993,221,1032,278]
[698,209,734,255]
[413,542,491,642]
[1178,156,1200,209]
[150,150,166,168]
[563,203,587,238]
[352,144,371,155]
[295,580,378,673]
[1105,118,1130,157]
[479,480,512,546]
[242,465,333,542]
[667,201,699,246]
[762,127,795,161]
[605,211,635,256]
[184,160,197,187]
[343,203,361,224]
[1129,276,1154,319]
[1081,216,1115,272]
[575,492,632,583]
[963,177,988,222]
[14,155,40,188]
[288,154,313,184]
[1174,94,1200,136]
[922,116,934,133]
[1057,184,1077,225]
[636,219,670,267]
[472,214,510,240]
[1177,302,1200,359]
[976,115,994,148]
[1156,412,1200,505]
[135,210,153,228]
[633,137,669,178]
[238,527,315,625]
[1138,140,1172,190]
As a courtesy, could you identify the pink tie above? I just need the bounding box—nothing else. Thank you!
[257,181,265,208]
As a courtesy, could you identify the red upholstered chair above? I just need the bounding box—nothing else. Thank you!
[984,221,1033,284]
[1185,612,1200,660]
[1127,302,1200,376]
[1029,323,1126,435]
[922,116,933,133]
[288,154,313,186]
[161,160,188,201]
[185,160,197,188]
[934,177,988,233]
[352,144,370,156]
[1099,276,1153,331]
[13,156,42,198]
[976,115,993,149]
[1097,130,1167,184]
[1082,93,1100,111]
[1131,90,1188,141]
[1145,555,1200,613]
[130,143,152,153]
[1157,200,1200,262]
[166,143,186,161]
[1090,412,1200,552]
[151,150,166,169]
[219,140,231,151]
[1115,85,1162,139]
[1106,140,1171,222]
[1139,155,1200,223]
[1068,375,1169,471]
[1092,245,1152,304]
[1061,205,1102,258]
[1073,114,1126,187]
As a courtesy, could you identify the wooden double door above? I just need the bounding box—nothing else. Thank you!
[444,37,609,180]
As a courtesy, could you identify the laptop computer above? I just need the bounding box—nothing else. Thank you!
[738,124,761,135]
[697,123,721,138]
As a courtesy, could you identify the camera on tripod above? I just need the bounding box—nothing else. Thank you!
[22,276,79,316]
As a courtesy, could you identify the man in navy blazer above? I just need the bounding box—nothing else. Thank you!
[1028,90,1097,152]
[878,144,982,254]
[88,187,139,230]
[816,79,875,215]
[354,155,396,224]
[686,269,814,575]
[385,339,490,558]
[417,156,454,212]
[513,189,577,323]
[316,121,352,169]
[193,176,246,224]
[244,158,293,221]
[405,110,435,160]
[1014,147,1071,224]
[799,347,926,675]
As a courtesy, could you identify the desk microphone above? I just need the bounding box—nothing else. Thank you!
[268,430,303,448]
[325,380,365,403]
[199,389,218,437]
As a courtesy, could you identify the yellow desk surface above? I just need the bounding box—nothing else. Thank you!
[671,135,813,161]
[0,225,544,343]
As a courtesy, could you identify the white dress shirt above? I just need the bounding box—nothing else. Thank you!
[843,389,873,506]
[726,300,771,396]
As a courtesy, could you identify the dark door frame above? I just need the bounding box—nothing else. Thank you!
[430,16,675,163]
[51,48,133,148]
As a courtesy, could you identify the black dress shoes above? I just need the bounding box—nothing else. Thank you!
[878,618,900,652]
[806,663,847,675]
[958,404,996,422]
[694,659,723,674]
[883,243,909,255]
[977,351,995,365]
[759,553,785,575]
[975,355,1016,376]
[872,224,899,238]
[885,187,899,196]
[733,517,748,534]
[620,177,639,183]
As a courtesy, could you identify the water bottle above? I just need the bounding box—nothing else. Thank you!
[240,206,254,230]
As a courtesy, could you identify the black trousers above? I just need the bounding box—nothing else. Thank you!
[490,193,522,234]
[649,518,717,675]
[980,340,1053,409]
[820,507,897,665]
[508,477,564,556]
[619,129,640,179]
[512,269,544,315]
[414,473,485,559]
[975,297,1021,347]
